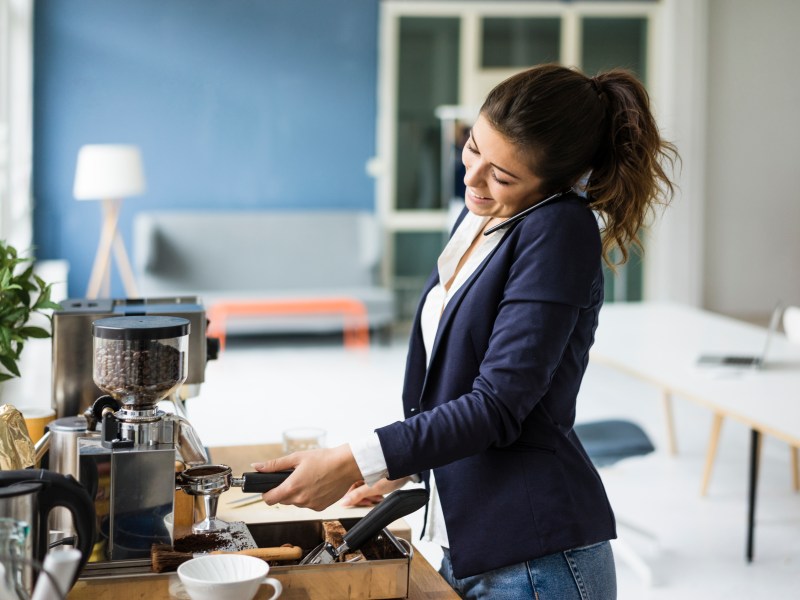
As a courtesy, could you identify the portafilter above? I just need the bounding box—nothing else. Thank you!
[176,465,292,533]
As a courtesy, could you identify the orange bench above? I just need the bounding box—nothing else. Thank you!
[206,298,370,352]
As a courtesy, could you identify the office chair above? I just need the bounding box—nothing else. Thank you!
[701,306,800,495]
[574,419,658,587]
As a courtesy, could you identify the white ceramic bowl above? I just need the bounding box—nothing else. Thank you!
[177,554,282,600]
[163,512,173,541]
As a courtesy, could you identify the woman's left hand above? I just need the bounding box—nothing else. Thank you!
[251,444,363,511]
[341,476,412,507]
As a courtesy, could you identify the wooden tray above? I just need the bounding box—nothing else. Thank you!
[80,518,412,599]
[248,518,412,600]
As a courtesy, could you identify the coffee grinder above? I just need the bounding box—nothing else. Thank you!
[78,315,207,562]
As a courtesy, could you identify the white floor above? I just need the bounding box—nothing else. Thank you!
[182,333,800,599]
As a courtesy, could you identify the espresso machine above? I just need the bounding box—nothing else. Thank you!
[77,315,208,563]
[47,298,216,561]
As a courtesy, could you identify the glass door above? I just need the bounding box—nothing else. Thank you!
[391,16,460,317]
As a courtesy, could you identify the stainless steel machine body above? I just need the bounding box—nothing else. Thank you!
[79,435,177,561]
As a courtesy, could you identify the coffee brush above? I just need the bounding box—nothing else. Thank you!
[151,543,302,573]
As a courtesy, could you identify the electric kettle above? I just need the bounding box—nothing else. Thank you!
[0,470,95,589]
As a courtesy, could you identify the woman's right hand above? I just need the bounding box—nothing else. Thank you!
[341,476,413,507]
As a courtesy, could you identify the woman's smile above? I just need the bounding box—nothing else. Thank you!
[461,115,544,219]
[466,188,493,204]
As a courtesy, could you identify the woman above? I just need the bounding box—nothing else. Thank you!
[253,64,677,599]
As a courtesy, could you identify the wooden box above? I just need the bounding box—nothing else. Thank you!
[249,518,412,599]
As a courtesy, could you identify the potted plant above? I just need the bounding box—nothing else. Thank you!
[0,240,61,382]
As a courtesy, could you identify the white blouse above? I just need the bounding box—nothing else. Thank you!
[350,210,507,548]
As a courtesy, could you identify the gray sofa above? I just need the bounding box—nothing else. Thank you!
[132,210,395,338]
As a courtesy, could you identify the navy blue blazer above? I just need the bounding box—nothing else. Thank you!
[376,193,616,578]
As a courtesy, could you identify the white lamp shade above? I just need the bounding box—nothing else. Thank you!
[73,144,146,200]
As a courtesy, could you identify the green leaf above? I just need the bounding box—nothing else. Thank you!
[18,265,35,284]
[0,354,21,377]
[20,326,50,339]
[0,240,57,381]
[37,300,62,311]
[33,286,53,309]
[6,308,27,325]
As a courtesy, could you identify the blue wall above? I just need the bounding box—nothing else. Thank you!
[33,0,379,297]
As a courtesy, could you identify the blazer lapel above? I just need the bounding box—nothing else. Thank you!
[420,235,508,402]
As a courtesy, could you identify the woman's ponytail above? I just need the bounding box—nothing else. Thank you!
[586,70,679,266]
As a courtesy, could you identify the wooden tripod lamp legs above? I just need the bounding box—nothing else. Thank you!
[86,198,139,299]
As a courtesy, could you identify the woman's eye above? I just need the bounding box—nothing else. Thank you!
[492,172,509,185]
[465,143,478,155]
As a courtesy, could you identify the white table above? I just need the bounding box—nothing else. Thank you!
[590,302,800,561]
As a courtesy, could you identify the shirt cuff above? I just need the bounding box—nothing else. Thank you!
[349,433,389,486]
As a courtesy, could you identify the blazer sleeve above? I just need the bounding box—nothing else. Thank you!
[376,201,601,478]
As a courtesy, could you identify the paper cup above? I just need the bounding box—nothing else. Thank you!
[19,407,55,443]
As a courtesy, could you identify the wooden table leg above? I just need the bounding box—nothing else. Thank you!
[700,412,724,496]
[661,389,678,455]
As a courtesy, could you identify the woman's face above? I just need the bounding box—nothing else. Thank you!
[462,114,544,220]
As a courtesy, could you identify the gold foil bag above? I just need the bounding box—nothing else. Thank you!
[0,404,36,469]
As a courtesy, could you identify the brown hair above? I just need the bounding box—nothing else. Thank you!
[481,64,678,266]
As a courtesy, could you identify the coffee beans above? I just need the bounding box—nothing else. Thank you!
[94,340,185,404]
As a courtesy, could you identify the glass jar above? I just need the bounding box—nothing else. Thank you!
[92,316,190,408]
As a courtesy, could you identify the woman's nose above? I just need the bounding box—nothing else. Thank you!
[463,158,485,187]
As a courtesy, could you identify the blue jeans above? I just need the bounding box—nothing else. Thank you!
[439,541,616,600]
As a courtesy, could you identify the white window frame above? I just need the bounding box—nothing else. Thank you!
[0,0,34,253]
[377,1,662,232]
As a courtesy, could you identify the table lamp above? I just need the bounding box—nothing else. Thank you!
[73,144,145,298]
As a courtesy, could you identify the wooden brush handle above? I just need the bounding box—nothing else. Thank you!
[211,546,303,561]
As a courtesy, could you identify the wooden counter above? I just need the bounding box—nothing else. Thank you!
[69,443,458,599]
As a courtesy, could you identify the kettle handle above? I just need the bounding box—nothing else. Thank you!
[0,469,96,586]
[33,470,96,584]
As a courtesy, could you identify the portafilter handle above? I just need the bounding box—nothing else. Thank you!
[230,470,293,493]
[177,466,293,495]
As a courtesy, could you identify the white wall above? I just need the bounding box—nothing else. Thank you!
[645,0,707,307]
[647,0,800,320]
[703,0,800,317]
